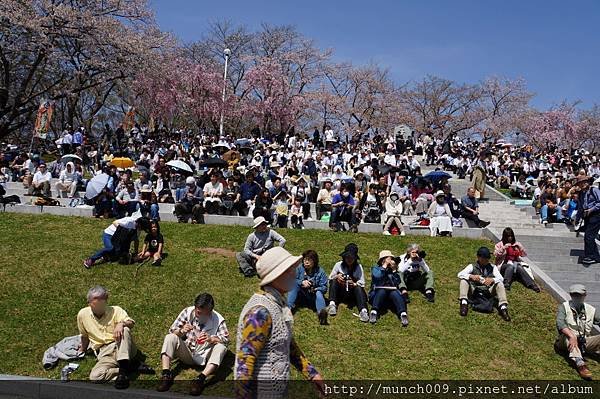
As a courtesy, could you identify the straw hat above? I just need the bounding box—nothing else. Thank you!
[378,250,395,262]
[252,216,269,229]
[257,247,302,286]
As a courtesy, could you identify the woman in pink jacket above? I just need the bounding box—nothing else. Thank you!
[494,227,540,292]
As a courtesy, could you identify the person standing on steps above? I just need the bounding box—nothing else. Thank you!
[575,175,600,265]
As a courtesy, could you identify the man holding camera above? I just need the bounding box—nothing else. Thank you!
[398,244,435,303]
[554,284,600,380]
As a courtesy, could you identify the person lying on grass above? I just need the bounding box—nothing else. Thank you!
[136,220,164,266]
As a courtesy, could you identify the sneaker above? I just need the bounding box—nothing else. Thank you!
[459,301,469,317]
[531,284,541,293]
[499,305,511,322]
[479,221,490,228]
[83,258,94,269]
[383,230,391,235]
[369,310,378,324]
[359,308,369,322]
[189,374,206,396]
[328,302,337,316]
[542,220,548,226]
[152,258,162,266]
[425,290,435,303]
[114,372,130,390]
[582,257,599,265]
[401,290,410,304]
[318,309,328,325]
[400,231,406,236]
[157,370,174,392]
[400,313,409,327]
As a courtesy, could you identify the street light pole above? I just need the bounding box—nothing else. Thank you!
[219,48,231,137]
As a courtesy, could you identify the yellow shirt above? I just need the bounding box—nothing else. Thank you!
[77,305,134,350]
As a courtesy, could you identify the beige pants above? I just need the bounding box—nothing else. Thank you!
[459,279,508,306]
[160,333,227,367]
[555,334,600,361]
[90,327,137,382]
[56,181,77,197]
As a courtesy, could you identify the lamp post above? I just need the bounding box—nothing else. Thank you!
[219,48,231,137]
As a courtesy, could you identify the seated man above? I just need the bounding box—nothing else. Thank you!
[554,284,600,380]
[157,293,229,395]
[114,181,139,218]
[236,216,286,277]
[55,161,78,198]
[398,244,435,303]
[28,163,52,197]
[461,187,490,228]
[77,285,153,389]
[174,176,204,224]
[457,247,511,322]
[330,183,359,232]
[540,184,564,225]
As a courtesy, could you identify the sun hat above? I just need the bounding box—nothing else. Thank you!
[185,176,196,185]
[435,190,445,198]
[257,247,302,286]
[339,243,360,259]
[140,184,152,193]
[569,284,586,295]
[378,250,395,262]
[252,216,269,229]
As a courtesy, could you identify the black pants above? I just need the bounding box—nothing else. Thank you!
[500,262,536,288]
[463,211,482,226]
[329,280,368,310]
[584,214,600,260]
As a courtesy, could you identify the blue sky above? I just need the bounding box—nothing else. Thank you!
[151,0,600,109]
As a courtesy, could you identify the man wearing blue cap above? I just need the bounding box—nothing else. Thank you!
[457,246,510,321]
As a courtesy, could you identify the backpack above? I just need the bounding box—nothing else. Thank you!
[34,196,61,206]
[470,288,497,313]
[0,194,20,205]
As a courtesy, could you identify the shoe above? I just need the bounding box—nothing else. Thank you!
[318,309,328,325]
[369,310,378,324]
[83,258,94,269]
[400,231,406,236]
[401,290,410,304]
[331,226,338,232]
[425,290,435,303]
[531,284,541,293]
[157,370,174,392]
[577,364,593,381]
[499,306,511,322]
[582,257,599,265]
[479,221,490,228]
[136,363,155,375]
[189,374,206,396]
[359,308,369,322]
[383,230,391,235]
[114,372,130,389]
[351,225,358,233]
[327,302,337,317]
[542,220,548,226]
[152,258,162,266]
[504,283,511,291]
[460,302,469,317]
[400,313,409,327]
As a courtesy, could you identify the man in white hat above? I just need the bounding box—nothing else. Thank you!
[236,216,286,277]
[555,284,600,380]
[235,247,324,398]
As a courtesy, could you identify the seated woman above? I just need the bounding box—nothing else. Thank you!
[383,192,406,236]
[252,188,273,223]
[358,183,383,224]
[368,250,408,327]
[290,197,304,229]
[287,250,329,325]
[327,243,369,322]
[427,191,453,237]
[137,220,164,266]
[494,227,540,292]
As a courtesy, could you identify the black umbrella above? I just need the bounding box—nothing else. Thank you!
[239,146,254,154]
[199,157,228,168]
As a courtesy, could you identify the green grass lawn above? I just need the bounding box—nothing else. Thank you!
[0,213,585,394]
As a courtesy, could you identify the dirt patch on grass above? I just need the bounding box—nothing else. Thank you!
[196,247,237,258]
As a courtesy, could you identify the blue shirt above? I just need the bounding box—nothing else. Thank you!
[239,181,261,202]
[332,193,356,206]
[295,265,328,294]
[583,187,600,214]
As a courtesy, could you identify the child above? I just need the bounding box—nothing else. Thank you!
[138,220,164,266]
[290,197,304,229]
[273,191,290,228]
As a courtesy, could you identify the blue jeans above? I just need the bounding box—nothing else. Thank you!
[91,233,114,261]
[369,288,407,316]
[541,204,563,222]
[140,203,159,219]
[287,285,326,313]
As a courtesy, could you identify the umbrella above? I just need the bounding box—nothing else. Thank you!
[166,159,193,173]
[61,154,82,164]
[239,146,254,154]
[85,173,110,199]
[236,138,251,147]
[199,157,228,168]
[213,143,230,152]
[110,157,134,169]
[424,170,452,183]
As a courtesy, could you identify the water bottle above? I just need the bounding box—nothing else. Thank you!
[60,365,71,382]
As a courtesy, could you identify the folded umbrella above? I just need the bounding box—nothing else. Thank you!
[85,173,110,199]
[166,159,193,173]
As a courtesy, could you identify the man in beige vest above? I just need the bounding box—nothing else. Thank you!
[555,284,600,380]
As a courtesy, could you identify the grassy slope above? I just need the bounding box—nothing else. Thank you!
[0,213,585,393]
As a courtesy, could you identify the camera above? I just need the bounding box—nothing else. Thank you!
[418,250,427,259]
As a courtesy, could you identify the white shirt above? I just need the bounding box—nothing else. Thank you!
[398,254,431,274]
[32,170,52,184]
[457,263,504,284]
[104,216,137,236]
